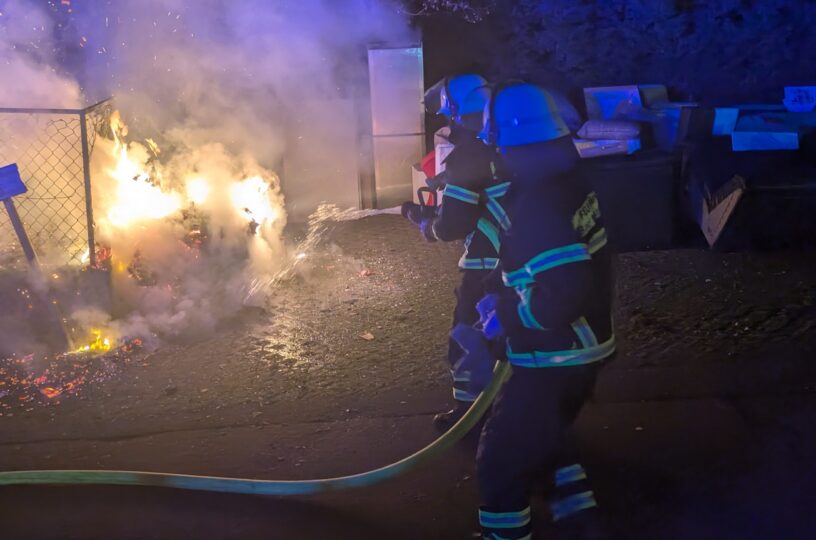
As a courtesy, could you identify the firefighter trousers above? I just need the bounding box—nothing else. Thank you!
[448,269,494,402]
[476,362,603,539]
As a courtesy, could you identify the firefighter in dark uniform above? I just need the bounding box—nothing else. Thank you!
[473,83,616,539]
[402,74,510,428]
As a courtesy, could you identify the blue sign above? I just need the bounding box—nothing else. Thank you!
[0,163,27,200]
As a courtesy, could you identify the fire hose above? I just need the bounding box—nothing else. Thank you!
[0,362,511,495]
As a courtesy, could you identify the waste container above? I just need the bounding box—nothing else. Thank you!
[582,150,679,252]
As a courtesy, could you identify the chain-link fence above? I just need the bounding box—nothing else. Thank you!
[0,100,112,268]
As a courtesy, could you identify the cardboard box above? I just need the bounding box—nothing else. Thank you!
[731,131,799,151]
[583,85,643,120]
[784,86,816,112]
[731,110,807,151]
[638,84,669,107]
[712,108,740,135]
[649,102,698,150]
[573,138,641,158]
[584,84,673,120]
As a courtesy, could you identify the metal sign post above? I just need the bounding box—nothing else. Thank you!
[1,163,73,349]
[1,164,37,263]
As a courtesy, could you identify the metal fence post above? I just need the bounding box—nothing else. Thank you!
[79,110,96,268]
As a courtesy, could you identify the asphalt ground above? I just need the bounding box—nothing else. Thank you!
[2,215,816,539]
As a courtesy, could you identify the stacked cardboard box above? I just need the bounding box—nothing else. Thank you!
[575,84,697,158]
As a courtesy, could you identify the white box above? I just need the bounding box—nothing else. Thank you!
[731,131,799,151]
[712,108,740,135]
[784,86,816,112]
[573,138,641,159]
[583,85,643,120]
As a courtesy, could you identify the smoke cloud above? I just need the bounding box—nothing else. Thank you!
[0,0,82,108]
[0,0,414,351]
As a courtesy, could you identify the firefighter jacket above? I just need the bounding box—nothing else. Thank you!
[425,129,509,272]
[492,136,616,367]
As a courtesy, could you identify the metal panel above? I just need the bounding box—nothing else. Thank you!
[372,135,423,208]
[367,46,424,207]
[282,98,360,220]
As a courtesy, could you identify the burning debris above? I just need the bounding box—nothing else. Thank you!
[73,329,113,354]
[0,338,144,415]
[0,0,415,405]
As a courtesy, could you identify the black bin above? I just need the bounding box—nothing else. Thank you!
[581,150,679,252]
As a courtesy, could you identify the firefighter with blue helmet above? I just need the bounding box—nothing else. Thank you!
[474,83,615,539]
[401,74,509,429]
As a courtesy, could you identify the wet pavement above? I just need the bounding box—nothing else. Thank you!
[2,215,816,539]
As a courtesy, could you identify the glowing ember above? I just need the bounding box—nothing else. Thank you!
[40,386,63,399]
[0,339,145,411]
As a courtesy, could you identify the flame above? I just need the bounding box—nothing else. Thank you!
[145,138,161,156]
[186,177,210,205]
[105,111,182,228]
[74,329,113,354]
[230,175,279,233]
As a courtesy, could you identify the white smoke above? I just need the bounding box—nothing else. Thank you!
[0,0,82,108]
[0,0,415,350]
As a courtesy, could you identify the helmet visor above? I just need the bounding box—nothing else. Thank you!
[423,79,446,116]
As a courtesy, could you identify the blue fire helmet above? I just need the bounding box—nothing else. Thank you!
[479,83,570,147]
[454,85,491,131]
[424,74,487,118]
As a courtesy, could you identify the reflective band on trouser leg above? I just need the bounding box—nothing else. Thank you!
[554,464,587,487]
[443,184,480,204]
[551,491,597,522]
[485,534,532,540]
[479,507,531,530]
